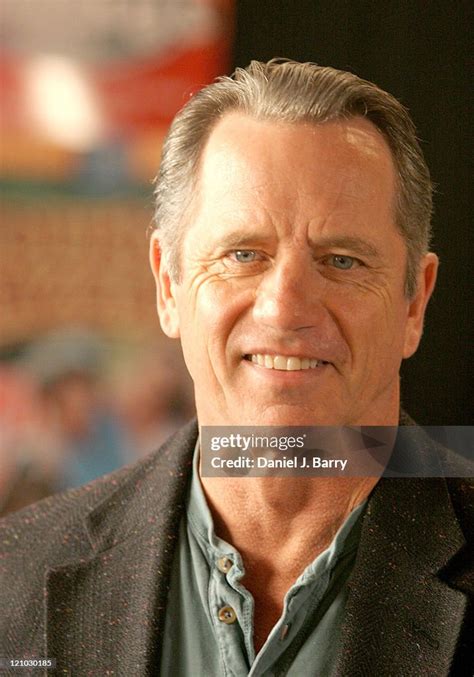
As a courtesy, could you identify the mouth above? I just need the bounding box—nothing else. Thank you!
[243,354,330,371]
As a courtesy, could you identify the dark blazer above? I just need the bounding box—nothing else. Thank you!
[1,420,473,676]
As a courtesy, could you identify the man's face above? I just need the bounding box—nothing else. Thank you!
[151,114,437,426]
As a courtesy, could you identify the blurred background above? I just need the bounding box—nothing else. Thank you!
[0,0,471,515]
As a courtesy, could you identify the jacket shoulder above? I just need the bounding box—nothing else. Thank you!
[0,454,148,572]
[0,419,197,565]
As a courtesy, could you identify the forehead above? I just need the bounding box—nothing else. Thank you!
[196,112,397,211]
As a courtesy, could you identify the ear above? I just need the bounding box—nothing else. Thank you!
[149,232,181,338]
[403,252,439,358]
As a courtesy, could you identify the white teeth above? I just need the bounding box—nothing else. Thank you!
[286,357,300,371]
[248,354,325,371]
[273,356,287,370]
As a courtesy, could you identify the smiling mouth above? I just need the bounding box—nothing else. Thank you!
[243,354,330,371]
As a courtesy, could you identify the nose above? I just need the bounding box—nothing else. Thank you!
[252,255,327,331]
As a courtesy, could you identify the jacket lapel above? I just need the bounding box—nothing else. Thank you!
[46,421,198,676]
[334,475,468,677]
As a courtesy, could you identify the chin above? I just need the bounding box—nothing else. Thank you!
[238,405,340,427]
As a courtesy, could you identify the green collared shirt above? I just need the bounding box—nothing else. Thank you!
[161,444,366,676]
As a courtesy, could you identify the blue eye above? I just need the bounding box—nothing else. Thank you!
[233,250,257,263]
[329,255,357,270]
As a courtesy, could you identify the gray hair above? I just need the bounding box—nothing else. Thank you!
[153,59,433,297]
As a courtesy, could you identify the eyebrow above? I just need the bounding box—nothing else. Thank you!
[215,233,270,249]
[215,232,381,259]
[308,236,381,259]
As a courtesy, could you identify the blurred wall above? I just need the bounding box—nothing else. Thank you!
[234,1,473,425]
[1,200,156,344]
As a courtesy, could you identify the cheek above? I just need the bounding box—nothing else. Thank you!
[332,289,409,362]
[176,281,251,372]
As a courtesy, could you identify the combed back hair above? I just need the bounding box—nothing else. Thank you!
[153,59,433,297]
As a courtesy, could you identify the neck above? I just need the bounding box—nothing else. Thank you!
[200,474,376,559]
[198,401,400,548]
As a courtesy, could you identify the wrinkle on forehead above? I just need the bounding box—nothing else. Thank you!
[193,114,397,241]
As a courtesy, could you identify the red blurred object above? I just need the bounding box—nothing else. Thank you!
[95,38,231,134]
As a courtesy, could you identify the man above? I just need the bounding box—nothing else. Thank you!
[1,60,472,676]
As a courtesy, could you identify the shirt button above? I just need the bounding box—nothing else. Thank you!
[217,556,233,573]
[218,606,237,624]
